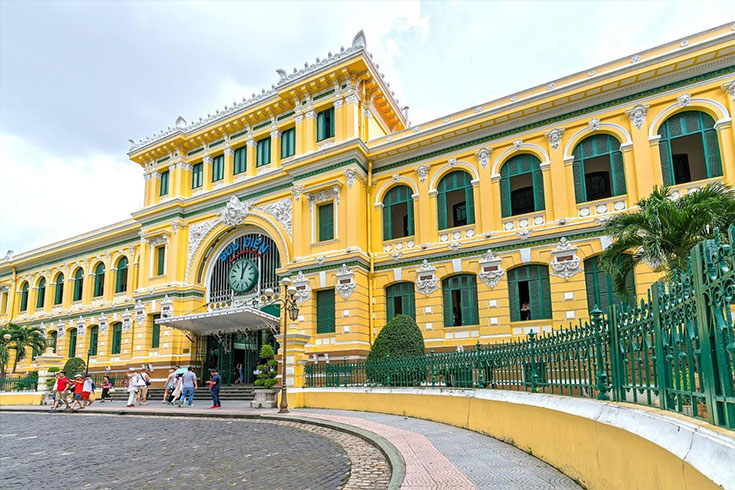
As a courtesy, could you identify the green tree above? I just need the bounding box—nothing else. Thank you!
[600,182,735,297]
[62,357,86,378]
[8,324,46,374]
[254,344,278,389]
[0,324,11,377]
[366,314,426,385]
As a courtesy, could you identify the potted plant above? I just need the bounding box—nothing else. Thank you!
[250,344,280,408]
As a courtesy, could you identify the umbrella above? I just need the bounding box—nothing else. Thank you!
[173,368,187,375]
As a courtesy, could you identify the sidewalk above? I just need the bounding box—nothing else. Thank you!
[1,401,580,489]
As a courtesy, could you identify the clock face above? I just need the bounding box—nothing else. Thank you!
[228,258,258,293]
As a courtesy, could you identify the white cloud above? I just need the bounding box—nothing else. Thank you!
[0,133,141,254]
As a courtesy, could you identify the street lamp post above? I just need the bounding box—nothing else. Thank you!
[85,348,91,377]
[2,333,11,377]
[254,277,299,414]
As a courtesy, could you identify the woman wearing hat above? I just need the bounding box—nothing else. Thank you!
[69,374,85,411]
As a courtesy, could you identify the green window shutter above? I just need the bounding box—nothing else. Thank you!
[437,188,448,229]
[112,324,122,355]
[89,326,98,356]
[212,155,224,182]
[386,282,415,320]
[159,170,169,196]
[318,203,334,241]
[54,275,64,305]
[94,264,104,297]
[20,284,28,311]
[73,269,83,301]
[539,266,552,319]
[317,111,325,141]
[152,314,161,348]
[703,128,723,178]
[610,150,626,196]
[442,280,453,327]
[584,258,600,311]
[68,329,77,358]
[316,289,336,334]
[234,147,247,174]
[499,176,511,218]
[36,279,45,308]
[407,195,415,236]
[116,258,128,293]
[281,128,295,159]
[465,185,475,224]
[257,138,271,166]
[532,169,545,211]
[192,163,203,188]
[328,107,335,138]
[462,275,479,325]
[508,271,520,322]
[658,141,673,185]
[572,159,586,203]
[157,246,166,275]
[382,203,392,240]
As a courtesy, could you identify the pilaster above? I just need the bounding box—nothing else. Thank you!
[246,137,257,177]
[303,109,317,153]
[223,146,235,184]
[270,129,281,168]
[167,162,178,199]
[343,93,359,141]
[294,113,305,156]
[333,97,345,141]
[545,129,569,222]
[202,155,213,191]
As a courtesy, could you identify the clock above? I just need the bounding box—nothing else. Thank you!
[228,258,258,293]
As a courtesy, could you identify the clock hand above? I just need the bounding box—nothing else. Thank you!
[240,267,245,280]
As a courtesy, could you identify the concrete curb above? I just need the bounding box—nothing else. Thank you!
[0,407,405,490]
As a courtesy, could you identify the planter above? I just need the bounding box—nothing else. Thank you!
[250,387,281,408]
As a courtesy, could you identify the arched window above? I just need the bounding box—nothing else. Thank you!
[68,328,77,358]
[437,171,475,230]
[657,110,722,185]
[386,282,416,320]
[36,278,46,309]
[442,274,479,327]
[93,263,105,297]
[500,153,545,217]
[19,282,29,311]
[49,331,58,353]
[54,273,64,305]
[382,186,415,240]
[115,257,129,293]
[72,268,84,301]
[111,323,122,355]
[584,255,636,312]
[88,325,98,356]
[572,134,626,203]
[508,265,552,321]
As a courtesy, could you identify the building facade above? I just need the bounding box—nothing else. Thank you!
[2,26,734,387]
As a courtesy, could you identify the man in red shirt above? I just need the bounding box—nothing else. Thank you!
[51,371,70,412]
[69,374,85,411]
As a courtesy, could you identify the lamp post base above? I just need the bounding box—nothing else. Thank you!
[278,386,289,413]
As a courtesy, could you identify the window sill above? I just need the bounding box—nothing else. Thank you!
[313,238,338,246]
[576,195,628,218]
[501,211,545,231]
[509,320,553,336]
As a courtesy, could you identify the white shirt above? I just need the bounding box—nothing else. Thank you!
[83,379,93,392]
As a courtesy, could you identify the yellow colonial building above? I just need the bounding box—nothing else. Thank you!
[1,25,734,387]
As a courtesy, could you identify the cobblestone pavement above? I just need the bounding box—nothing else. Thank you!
[299,410,581,490]
[0,412,389,490]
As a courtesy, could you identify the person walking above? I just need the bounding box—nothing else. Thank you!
[138,370,151,405]
[82,374,95,407]
[99,376,113,402]
[177,366,197,407]
[235,363,244,384]
[50,372,70,412]
[69,374,85,411]
[209,369,222,409]
[162,368,175,404]
[126,372,145,407]
[169,373,183,404]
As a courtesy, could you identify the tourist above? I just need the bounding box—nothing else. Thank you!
[178,366,197,407]
[50,371,70,412]
[69,374,85,411]
[169,372,183,404]
[209,369,222,409]
[520,303,531,321]
[137,370,151,405]
[162,368,175,404]
[99,376,113,402]
[82,374,95,407]
[126,372,145,407]
[235,363,244,384]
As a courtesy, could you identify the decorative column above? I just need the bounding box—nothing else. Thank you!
[246,135,257,177]
[102,253,114,301]
[202,154,212,191]
[303,99,317,153]
[343,91,359,141]
[270,128,281,168]
[167,160,178,199]
[333,98,345,141]
[475,148,495,232]
[545,128,569,222]
[625,104,650,202]
[224,143,235,184]
[294,112,305,156]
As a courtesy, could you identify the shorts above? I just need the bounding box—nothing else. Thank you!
[73,393,82,401]
[82,392,90,401]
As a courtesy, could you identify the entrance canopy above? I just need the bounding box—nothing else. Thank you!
[157,306,279,336]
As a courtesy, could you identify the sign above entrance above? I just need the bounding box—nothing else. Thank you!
[219,235,271,263]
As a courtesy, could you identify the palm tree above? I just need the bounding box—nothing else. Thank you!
[599,182,735,297]
[0,325,11,378]
[7,323,47,373]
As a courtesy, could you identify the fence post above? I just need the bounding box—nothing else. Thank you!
[592,306,610,400]
[430,350,435,387]
[475,341,482,389]
[607,304,621,401]
[651,282,669,411]
[386,354,391,388]
[529,331,538,393]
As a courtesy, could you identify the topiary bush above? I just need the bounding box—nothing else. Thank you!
[254,344,279,389]
[366,315,426,385]
[45,367,60,390]
[62,357,86,377]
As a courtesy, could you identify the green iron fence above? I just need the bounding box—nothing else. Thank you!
[0,375,40,392]
[305,225,735,430]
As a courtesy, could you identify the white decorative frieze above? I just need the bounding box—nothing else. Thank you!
[256,198,293,239]
[415,260,439,296]
[626,104,649,130]
[76,316,86,336]
[134,300,146,324]
[335,264,356,300]
[306,186,340,208]
[98,312,108,333]
[478,250,505,288]
[723,80,735,100]
[476,148,491,168]
[56,320,65,338]
[122,309,133,331]
[292,185,302,201]
[545,128,564,150]
[550,238,582,280]
[345,168,357,188]
[160,295,173,319]
[292,271,311,305]
[219,196,255,226]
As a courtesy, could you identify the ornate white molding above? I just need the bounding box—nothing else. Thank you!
[185,217,219,282]
[256,198,293,239]
[134,300,146,324]
[491,142,551,178]
[292,185,302,201]
[562,121,633,161]
[476,147,491,168]
[478,250,505,288]
[345,168,357,188]
[122,308,133,331]
[160,295,173,319]
[98,312,108,333]
[588,118,600,131]
[76,316,86,336]
[415,260,438,296]
[416,165,429,183]
[292,271,311,305]
[647,96,731,140]
[219,196,255,227]
[677,93,691,107]
[57,320,65,338]
[306,186,340,208]
[550,238,582,280]
[723,80,735,101]
[544,128,564,150]
[626,104,649,130]
[335,264,356,299]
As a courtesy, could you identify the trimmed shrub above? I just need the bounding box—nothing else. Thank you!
[366,315,426,385]
[254,344,278,389]
[62,357,86,377]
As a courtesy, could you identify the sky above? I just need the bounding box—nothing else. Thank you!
[1,0,733,256]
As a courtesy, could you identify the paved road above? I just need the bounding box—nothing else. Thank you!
[0,412,385,489]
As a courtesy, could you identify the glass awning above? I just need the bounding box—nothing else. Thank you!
[156,305,279,336]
